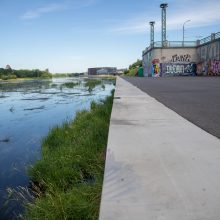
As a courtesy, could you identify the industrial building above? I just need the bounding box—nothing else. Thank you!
[143,3,220,77]
[88,67,117,75]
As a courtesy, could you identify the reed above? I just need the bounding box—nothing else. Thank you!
[23,90,114,220]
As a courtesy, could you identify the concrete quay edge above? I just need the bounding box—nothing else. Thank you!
[99,76,220,220]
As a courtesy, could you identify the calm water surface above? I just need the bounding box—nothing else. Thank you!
[0,77,114,219]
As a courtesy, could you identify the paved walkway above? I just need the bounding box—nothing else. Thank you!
[99,77,220,220]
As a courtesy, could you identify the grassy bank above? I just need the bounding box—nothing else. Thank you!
[24,91,114,220]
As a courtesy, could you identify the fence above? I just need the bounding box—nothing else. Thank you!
[143,41,197,54]
[198,32,220,45]
[143,32,220,55]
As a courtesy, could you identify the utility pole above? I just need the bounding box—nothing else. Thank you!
[160,3,168,47]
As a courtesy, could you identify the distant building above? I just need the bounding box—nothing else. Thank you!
[88,67,117,75]
[117,68,127,75]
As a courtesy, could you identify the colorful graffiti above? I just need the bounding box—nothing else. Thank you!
[157,54,195,76]
[197,60,220,76]
[151,59,160,77]
[196,40,220,76]
[161,63,196,76]
[171,54,191,63]
[197,61,209,75]
[211,61,220,75]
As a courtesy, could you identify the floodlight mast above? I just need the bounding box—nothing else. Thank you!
[160,3,168,47]
[149,21,155,47]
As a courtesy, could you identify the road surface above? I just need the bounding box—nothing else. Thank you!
[124,76,220,139]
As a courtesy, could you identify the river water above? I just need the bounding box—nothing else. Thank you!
[0,77,114,219]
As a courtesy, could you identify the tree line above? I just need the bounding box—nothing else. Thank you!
[0,68,52,80]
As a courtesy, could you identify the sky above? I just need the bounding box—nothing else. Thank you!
[0,0,220,73]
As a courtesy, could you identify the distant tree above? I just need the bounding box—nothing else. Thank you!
[0,67,52,80]
[124,59,142,76]
[129,59,142,69]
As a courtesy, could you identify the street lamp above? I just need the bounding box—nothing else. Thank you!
[183,19,191,46]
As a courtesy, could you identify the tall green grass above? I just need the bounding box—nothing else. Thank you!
[85,79,102,92]
[62,82,80,88]
[24,91,114,220]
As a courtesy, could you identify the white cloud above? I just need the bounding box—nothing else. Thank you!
[21,0,96,20]
[110,0,220,34]
[21,3,66,20]
[167,1,220,30]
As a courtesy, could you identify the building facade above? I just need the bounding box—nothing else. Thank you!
[88,67,117,75]
[143,32,220,77]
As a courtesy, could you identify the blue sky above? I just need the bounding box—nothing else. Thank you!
[0,0,220,73]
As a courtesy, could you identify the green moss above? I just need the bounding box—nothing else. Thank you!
[24,91,114,220]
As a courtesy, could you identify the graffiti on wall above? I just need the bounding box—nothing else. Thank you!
[143,51,153,76]
[197,60,220,76]
[211,61,220,75]
[147,51,196,77]
[151,59,160,77]
[161,63,196,76]
[197,61,209,75]
[196,40,220,76]
[170,54,191,63]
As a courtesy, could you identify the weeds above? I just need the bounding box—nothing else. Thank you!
[62,82,80,89]
[23,91,114,220]
[85,79,102,92]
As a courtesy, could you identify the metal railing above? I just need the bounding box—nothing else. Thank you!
[197,31,220,45]
[216,32,220,38]
[199,36,211,45]
[143,32,220,54]
[143,41,197,54]
[167,41,197,47]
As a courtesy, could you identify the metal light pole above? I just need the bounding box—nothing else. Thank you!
[183,19,191,46]
[149,21,155,47]
[160,3,168,47]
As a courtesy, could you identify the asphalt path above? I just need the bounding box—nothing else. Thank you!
[123,76,220,139]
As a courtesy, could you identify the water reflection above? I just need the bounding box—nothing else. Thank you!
[0,77,114,219]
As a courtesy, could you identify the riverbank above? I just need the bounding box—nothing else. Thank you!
[0,77,51,83]
[23,91,114,219]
